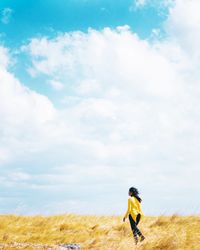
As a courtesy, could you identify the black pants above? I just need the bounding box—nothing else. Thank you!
[128,214,142,237]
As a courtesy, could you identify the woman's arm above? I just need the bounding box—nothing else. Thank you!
[123,198,131,221]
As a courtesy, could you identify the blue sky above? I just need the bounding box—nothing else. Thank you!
[1,0,169,99]
[0,0,167,44]
[0,0,200,216]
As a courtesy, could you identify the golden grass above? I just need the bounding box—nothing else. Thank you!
[0,214,200,249]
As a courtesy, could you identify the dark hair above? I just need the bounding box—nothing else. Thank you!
[129,187,142,203]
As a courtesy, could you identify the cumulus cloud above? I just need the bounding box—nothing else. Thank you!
[20,19,199,214]
[166,0,200,57]
[24,26,183,98]
[0,46,57,165]
[129,0,147,11]
[129,0,174,11]
[1,0,200,215]
[135,0,146,8]
[0,47,10,68]
[48,79,65,90]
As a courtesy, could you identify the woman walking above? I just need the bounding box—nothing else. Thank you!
[123,187,145,244]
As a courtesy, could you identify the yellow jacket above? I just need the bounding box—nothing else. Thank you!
[124,196,144,222]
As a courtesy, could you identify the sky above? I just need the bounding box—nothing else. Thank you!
[0,0,200,216]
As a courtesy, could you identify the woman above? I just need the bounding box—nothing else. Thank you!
[123,187,145,244]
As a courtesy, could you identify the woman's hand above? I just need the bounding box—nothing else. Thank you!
[123,217,126,222]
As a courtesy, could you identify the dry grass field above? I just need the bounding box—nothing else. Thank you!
[0,214,199,250]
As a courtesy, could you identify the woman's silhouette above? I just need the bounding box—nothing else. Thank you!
[123,187,145,244]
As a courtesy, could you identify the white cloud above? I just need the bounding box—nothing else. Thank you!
[1,8,13,24]
[0,47,10,68]
[136,0,146,7]
[129,0,174,11]
[24,26,182,98]
[8,171,31,182]
[0,46,58,165]
[17,20,200,214]
[129,0,146,11]
[76,79,101,95]
[0,147,10,163]
[1,0,200,215]
[166,0,200,57]
[48,79,64,90]
[135,0,146,8]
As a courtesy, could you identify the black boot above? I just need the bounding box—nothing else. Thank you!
[140,235,145,242]
[133,234,138,245]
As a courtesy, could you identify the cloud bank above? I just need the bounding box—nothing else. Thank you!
[0,0,200,215]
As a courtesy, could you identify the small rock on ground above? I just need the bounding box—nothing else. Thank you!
[0,242,81,249]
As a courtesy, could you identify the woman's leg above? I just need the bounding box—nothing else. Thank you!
[136,214,141,225]
[128,214,139,244]
[128,214,145,243]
